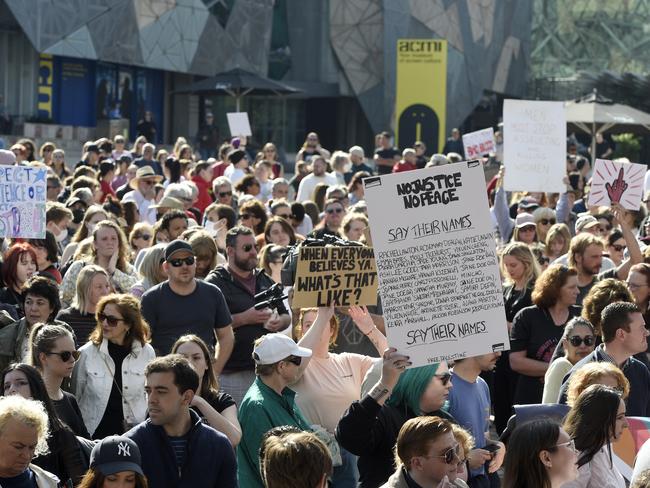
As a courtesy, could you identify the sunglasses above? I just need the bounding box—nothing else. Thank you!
[240,213,252,220]
[98,313,125,327]
[45,350,80,362]
[612,244,627,252]
[285,356,302,366]
[135,234,152,240]
[425,444,460,464]
[141,180,155,186]
[568,335,595,347]
[539,219,556,226]
[242,244,258,252]
[168,256,196,267]
[326,208,344,214]
[435,372,452,386]
[219,191,233,198]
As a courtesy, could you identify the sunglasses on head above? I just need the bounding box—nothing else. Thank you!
[326,208,343,214]
[612,244,627,252]
[168,256,196,267]
[540,219,556,226]
[45,350,80,362]
[435,372,452,386]
[568,335,595,347]
[219,191,232,198]
[98,313,125,327]
[285,356,302,366]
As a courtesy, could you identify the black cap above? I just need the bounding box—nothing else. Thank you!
[227,149,246,164]
[86,144,100,154]
[90,436,143,476]
[164,239,194,261]
[119,153,133,162]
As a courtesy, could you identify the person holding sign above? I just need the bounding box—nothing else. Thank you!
[336,350,453,488]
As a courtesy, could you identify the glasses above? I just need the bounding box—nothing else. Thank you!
[135,234,152,240]
[434,372,452,386]
[423,444,460,464]
[612,244,627,252]
[568,335,595,347]
[240,213,252,220]
[285,356,302,366]
[326,208,344,214]
[242,244,258,252]
[45,350,80,362]
[555,439,577,453]
[168,256,196,267]
[219,191,232,198]
[539,219,556,226]
[98,313,125,327]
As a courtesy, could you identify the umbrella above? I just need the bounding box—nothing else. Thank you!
[565,89,650,161]
[174,68,301,111]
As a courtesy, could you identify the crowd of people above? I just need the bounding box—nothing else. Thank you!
[0,127,650,488]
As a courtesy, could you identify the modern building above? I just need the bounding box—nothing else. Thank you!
[0,0,532,156]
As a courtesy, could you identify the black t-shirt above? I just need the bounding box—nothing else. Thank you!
[596,140,612,158]
[56,306,96,347]
[0,469,37,488]
[141,281,232,355]
[503,285,533,323]
[191,389,237,424]
[510,305,581,405]
[52,390,90,438]
[93,341,131,439]
[374,147,400,161]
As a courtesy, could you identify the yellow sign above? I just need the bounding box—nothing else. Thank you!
[395,39,447,153]
[38,54,54,120]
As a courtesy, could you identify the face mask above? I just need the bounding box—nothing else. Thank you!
[72,208,85,224]
[204,220,219,237]
[55,227,68,243]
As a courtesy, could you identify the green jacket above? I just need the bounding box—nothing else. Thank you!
[237,377,311,488]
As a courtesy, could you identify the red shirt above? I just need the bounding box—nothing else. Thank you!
[100,179,116,202]
[392,161,417,173]
[191,175,213,214]
[211,161,230,180]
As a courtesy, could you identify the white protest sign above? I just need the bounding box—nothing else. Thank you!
[226,112,252,137]
[462,128,495,158]
[0,166,47,238]
[503,99,566,193]
[588,158,646,210]
[363,162,509,367]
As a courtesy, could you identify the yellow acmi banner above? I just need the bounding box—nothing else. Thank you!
[395,39,447,153]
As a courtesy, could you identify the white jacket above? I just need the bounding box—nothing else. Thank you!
[73,338,155,436]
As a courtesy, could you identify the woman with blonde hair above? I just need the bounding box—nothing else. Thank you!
[171,334,241,446]
[545,223,571,262]
[262,142,284,179]
[131,135,147,158]
[187,230,222,279]
[130,244,167,298]
[172,136,188,157]
[129,222,154,261]
[566,361,630,406]
[60,220,138,308]
[73,293,155,439]
[342,213,368,243]
[57,264,112,346]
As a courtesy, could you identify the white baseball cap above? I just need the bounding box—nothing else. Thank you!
[253,333,312,365]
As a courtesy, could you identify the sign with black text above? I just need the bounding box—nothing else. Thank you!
[363,162,509,366]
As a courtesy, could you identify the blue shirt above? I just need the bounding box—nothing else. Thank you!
[0,469,37,488]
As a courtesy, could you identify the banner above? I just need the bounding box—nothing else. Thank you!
[292,246,378,308]
[613,417,650,481]
[588,158,646,210]
[364,162,509,367]
[37,54,54,121]
[503,99,566,193]
[462,128,495,159]
[0,166,47,238]
[395,39,447,153]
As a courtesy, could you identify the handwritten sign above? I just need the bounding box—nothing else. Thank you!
[0,166,47,238]
[462,128,495,158]
[588,158,645,210]
[292,246,378,308]
[503,99,566,193]
[363,161,509,367]
[226,112,252,137]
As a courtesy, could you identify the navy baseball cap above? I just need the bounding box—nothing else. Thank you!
[164,239,194,261]
[90,436,143,476]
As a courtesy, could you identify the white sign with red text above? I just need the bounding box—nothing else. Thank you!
[462,128,495,158]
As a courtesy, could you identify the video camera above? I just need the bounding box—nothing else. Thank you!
[280,233,363,287]
[254,283,288,311]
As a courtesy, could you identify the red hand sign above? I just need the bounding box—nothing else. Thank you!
[606,168,628,203]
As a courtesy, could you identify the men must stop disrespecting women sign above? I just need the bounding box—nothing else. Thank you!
[363,161,509,367]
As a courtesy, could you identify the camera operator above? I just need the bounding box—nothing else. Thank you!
[206,226,291,405]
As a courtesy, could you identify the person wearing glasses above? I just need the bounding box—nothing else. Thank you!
[310,198,345,240]
[237,333,313,488]
[606,230,627,267]
[336,350,454,488]
[29,323,90,438]
[73,293,155,439]
[562,384,627,488]
[542,318,596,403]
[122,166,163,224]
[503,419,578,488]
[382,416,460,488]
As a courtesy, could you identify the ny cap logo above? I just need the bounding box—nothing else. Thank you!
[117,442,130,457]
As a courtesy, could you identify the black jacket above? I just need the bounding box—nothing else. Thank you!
[336,395,455,488]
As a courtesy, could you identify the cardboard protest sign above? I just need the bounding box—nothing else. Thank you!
[588,158,645,210]
[503,99,566,193]
[292,246,378,308]
[612,416,650,481]
[363,161,509,367]
[462,128,495,158]
[0,166,46,238]
[226,112,252,137]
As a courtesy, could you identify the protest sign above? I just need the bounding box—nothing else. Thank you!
[0,166,46,238]
[363,161,509,367]
[612,416,650,481]
[292,246,378,308]
[226,112,252,137]
[462,127,495,158]
[503,99,566,193]
[588,158,645,210]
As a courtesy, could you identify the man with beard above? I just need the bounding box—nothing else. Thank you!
[447,353,505,487]
[206,226,291,405]
[295,155,337,202]
[141,240,234,370]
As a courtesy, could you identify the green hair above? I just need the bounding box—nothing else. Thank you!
[386,363,440,415]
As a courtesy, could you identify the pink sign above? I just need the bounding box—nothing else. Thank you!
[588,159,645,210]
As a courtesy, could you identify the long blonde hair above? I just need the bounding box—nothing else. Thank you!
[500,242,540,287]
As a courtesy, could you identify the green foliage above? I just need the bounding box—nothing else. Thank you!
[612,133,641,162]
